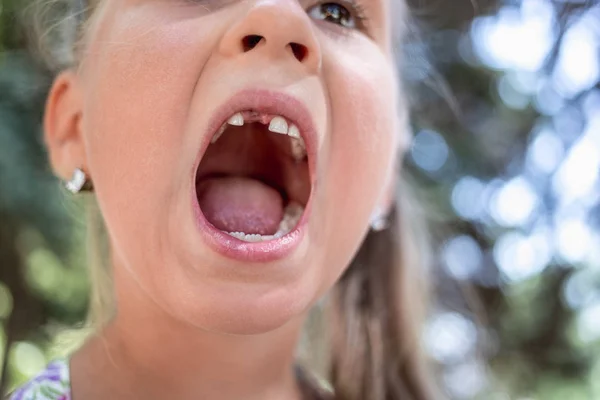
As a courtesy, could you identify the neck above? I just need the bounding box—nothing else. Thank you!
[73,261,307,400]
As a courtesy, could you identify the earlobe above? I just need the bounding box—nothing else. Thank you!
[44,69,87,182]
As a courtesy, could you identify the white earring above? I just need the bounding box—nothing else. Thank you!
[65,168,93,194]
[369,206,389,232]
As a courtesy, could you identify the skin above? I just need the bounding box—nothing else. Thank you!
[44,0,407,398]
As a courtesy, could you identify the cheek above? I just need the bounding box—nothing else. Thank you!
[331,69,398,190]
[81,11,216,265]
[327,42,399,201]
[315,46,398,280]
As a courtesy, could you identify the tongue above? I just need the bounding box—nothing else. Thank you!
[197,176,284,235]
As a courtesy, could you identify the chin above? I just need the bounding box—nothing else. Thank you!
[157,263,315,336]
[185,287,310,335]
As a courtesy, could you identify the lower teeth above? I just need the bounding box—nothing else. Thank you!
[227,202,304,242]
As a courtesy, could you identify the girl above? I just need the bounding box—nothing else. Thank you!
[10,0,436,398]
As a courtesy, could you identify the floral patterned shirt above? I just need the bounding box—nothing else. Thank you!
[7,359,332,400]
[8,359,71,400]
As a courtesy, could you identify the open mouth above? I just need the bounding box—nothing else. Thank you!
[194,109,312,243]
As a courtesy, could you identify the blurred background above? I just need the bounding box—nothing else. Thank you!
[0,0,599,398]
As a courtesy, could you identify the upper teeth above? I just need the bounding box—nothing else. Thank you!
[287,124,300,139]
[268,116,288,134]
[211,112,307,162]
[227,113,244,126]
[291,137,306,161]
[210,124,227,144]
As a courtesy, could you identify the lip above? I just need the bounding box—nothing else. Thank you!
[190,88,318,263]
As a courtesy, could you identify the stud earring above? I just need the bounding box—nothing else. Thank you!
[369,206,389,232]
[65,168,93,194]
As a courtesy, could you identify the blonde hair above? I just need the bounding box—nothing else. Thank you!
[31,0,439,398]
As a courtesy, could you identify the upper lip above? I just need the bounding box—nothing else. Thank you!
[192,88,318,187]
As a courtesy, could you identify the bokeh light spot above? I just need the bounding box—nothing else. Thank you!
[494,231,551,282]
[442,235,483,280]
[553,18,600,98]
[555,218,593,264]
[410,129,450,173]
[490,177,539,227]
[443,360,488,399]
[527,127,564,174]
[451,176,487,220]
[577,302,600,343]
[11,342,47,378]
[471,1,555,72]
[425,312,478,364]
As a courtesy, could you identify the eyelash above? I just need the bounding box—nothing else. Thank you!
[309,0,370,32]
[345,0,369,30]
[180,0,371,33]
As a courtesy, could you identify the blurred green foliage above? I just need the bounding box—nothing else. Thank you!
[0,0,89,394]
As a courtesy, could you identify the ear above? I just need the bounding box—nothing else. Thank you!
[44,70,87,182]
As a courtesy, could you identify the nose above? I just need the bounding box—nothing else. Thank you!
[218,0,321,74]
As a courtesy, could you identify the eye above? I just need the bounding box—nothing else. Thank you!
[308,2,358,29]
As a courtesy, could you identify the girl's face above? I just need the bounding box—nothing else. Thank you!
[52,0,405,334]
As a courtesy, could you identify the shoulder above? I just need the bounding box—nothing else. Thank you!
[8,359,71,400]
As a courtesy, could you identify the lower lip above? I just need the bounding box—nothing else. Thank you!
[191,189,311,263]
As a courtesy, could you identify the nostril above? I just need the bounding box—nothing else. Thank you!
[239,36,310,64]
[242,35,264,52]
[289,42,308,63]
